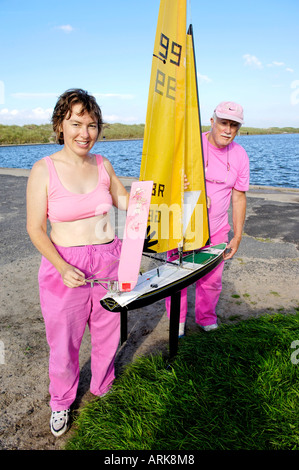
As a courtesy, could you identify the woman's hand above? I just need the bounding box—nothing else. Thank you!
[59,263,86,288]
[183,174,211,209]
[184,174,190,190]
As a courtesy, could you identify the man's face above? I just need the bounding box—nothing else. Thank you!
[209,117,240,148]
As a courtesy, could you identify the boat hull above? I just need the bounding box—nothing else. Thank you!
[100,243,226,312]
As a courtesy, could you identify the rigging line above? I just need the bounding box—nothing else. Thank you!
[153,53,166,64]
[143,254,199,273]
[85,276,111,281]
[85,280,110,290]
[142,252,181,266]
[87,253,210,292]
[85,257,120,281]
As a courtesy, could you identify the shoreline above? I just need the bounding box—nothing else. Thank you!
[0,129,298,148]
[1,166,299,194]
[0,138,144,148]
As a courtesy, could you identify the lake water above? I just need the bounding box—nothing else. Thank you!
[0,133,298,188]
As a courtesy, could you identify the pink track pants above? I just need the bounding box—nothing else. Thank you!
[166,225,229,326]
[38,238,122,411]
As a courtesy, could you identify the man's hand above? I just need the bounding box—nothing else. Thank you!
[223,189,247,260]
[223,236,241,260]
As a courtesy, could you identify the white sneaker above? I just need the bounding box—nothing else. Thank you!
[179,322,185,338]
[50,409,70,437]
[199,323,218,332]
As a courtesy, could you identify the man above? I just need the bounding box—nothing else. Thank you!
[167,101,250,335]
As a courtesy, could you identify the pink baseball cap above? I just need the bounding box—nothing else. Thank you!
[214,101,244,124]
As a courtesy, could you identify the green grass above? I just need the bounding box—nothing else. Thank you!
[101,123,145,140]
[0,123,55,145]
[65,313,299,450]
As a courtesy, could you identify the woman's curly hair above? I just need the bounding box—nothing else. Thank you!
[52,89,104,145]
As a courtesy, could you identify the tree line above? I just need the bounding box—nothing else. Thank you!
[0,122,298,145]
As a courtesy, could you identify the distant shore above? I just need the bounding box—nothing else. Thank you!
[1,167,299,194]
[0,138,143,148]
[0,122,298,146]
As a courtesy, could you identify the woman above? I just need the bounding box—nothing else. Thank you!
[26,89,129,437]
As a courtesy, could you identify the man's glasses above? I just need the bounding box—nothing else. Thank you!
[205,145,230,184]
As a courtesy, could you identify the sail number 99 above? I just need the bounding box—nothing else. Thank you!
[154,33,182,101]
[159,34,182,67]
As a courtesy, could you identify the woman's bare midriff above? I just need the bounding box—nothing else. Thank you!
[50,213,115,247]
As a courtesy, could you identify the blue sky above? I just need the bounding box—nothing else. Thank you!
[0,0,298,128]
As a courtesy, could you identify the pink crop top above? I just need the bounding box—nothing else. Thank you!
[44,155,113,223]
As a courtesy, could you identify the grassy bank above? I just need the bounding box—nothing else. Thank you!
[1,123,298,145]
[65,313,299,451]
[238,126,299,135]
[0,123,146,145]
[0,124,55,145]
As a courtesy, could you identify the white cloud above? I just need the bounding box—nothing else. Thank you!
[31,107,53,118]
[55,25,74,33]
[0,107,141,125]
[267,61,294,73]
[197,74,212,84]
[0,108,20,124]
[0,107,53,124]
[243,54,263,69]
[267,61,285,67]
[0,108,19,117]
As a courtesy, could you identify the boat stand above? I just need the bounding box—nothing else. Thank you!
[120,308,128,345]
[113,244,225,360]
[168,291,181,359]
[120,290,181,360]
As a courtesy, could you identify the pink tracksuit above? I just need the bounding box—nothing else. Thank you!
[165,225,229,325]
[166,132,250,326]
[38,238,121,411]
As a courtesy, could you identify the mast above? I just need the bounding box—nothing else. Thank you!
[140,0,187,254]
[183,23,210,251]
[140,0,209,254]
[187,24,210,246]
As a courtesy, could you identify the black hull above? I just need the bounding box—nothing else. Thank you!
[101,251,223,312]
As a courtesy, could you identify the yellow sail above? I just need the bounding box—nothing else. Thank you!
[183,25,210,251]
[140,0,209,253]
